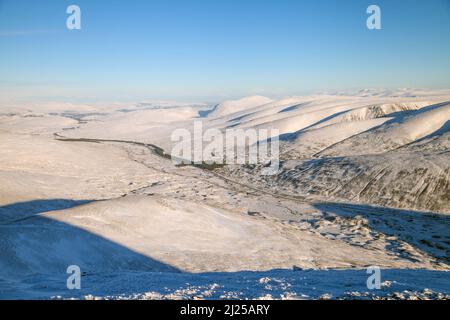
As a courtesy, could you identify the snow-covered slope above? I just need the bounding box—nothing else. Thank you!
[319,102,450,157]
[211,94,450,213]
[275,147,450,213]
[0,194,369,279]
[1,90,450,299]
[282,118,390,159]
[208,95,273,118]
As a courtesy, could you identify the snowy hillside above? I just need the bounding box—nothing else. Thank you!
[1,89,449,299]
[207,95,450,213]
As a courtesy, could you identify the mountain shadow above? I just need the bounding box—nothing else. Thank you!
[0,199,181,299]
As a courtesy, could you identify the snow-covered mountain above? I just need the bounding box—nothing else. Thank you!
[204,94,450,213]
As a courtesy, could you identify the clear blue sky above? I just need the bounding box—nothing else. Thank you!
[1,0,449,103]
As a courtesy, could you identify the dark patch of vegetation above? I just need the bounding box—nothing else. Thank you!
[175,161,225,171]
[193,162,226,170]
[152,145,172,160]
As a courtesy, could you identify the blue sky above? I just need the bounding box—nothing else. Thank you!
[1,0,449,103]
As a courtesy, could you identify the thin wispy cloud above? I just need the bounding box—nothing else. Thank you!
[0,29,62,37]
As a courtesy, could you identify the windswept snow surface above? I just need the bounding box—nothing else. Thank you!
[1,90,450,299]
[208,95,274,118]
